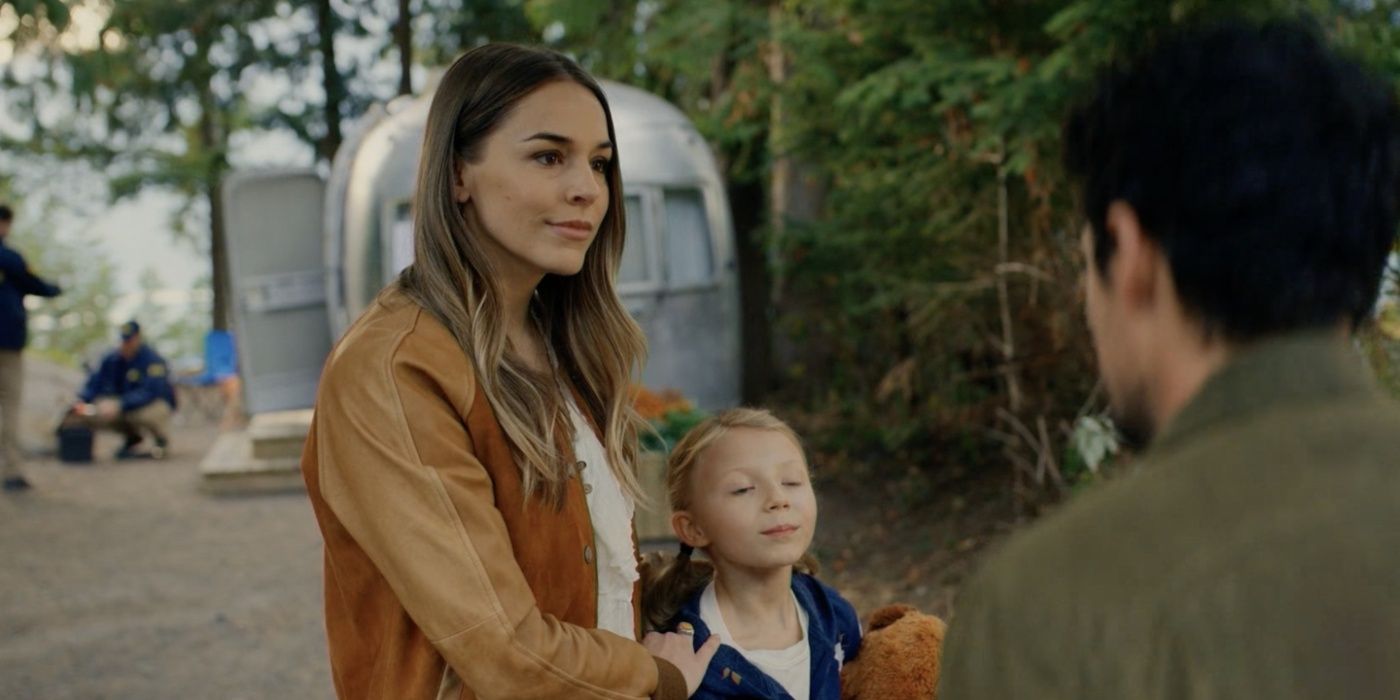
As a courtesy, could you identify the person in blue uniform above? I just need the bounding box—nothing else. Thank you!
[74,320,177,459]
[0,204,63,491]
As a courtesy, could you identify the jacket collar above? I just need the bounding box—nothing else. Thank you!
[1153,329,1378,454]
[672,573,843,700]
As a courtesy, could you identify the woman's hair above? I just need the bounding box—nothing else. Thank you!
[641,407,820,631]
[397,43,647,506]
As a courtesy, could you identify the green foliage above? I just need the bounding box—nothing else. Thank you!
[765,0,1400,506]
[24,232,119,368]
[417,0,536,63]
[125,265,210,364]
[526,0,645,80]
[639,406,710,453]
[1060,413,1121,489]
[493,0,1400,508]
[1,1,301,329]
[528,0,775,183]
[1361,327,1400,398]
[11,1,277,172]
[0,177,119,367]
[244,1,374,162]
[8,0,1399,512]
[1365,263,1400,397]
[0,0,73,43]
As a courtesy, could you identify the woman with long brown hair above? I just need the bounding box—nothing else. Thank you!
[301,44,717,699]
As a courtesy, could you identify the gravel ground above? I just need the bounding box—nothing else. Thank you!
[0,424,333,700]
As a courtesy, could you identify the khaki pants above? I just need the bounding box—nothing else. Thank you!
[82,398,173,446]
[0,351,22,480]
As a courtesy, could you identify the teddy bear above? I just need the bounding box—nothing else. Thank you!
[840,604,947,700]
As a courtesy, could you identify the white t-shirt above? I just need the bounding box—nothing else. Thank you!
[698,580,811,700]
[566,396,638,639]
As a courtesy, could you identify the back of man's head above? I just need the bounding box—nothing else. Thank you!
[1064,19,1400,340]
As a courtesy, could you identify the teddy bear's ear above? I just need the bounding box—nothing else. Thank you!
[866,604,917,632]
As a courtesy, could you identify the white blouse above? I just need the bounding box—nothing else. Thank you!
[699,580,811,700]
[566,396,639,639]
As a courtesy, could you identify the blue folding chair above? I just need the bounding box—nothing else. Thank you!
[194,330,238,384]
[175,330,242,425]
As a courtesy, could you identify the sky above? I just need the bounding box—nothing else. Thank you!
[0,127,317,327]
[90,190,208,295]
[0,1,413,321]
[94,125,316,300]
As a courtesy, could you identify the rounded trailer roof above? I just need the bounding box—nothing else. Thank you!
[602,81,718,186]
[351,79,717,192]
[603,80,692,130]
[328,77,728,331]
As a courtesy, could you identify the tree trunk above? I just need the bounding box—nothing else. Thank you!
[395,0,413,96]
[208,177,231,332]
[710,7,771,402]
[766,2,790,300]
[764,2,826,303]
[763,2,825,399]
[315,0,344,160]
[731,180,773,402]
[995,160,1022,412]
[195,73,231,331]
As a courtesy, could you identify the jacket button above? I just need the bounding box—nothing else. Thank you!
[583,483,593,495]
[575,460,587,472]
[583,545,595,565]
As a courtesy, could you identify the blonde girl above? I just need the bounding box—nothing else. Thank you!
[643,408,861,700]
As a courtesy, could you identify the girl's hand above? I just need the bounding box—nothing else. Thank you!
[643,630,721,697]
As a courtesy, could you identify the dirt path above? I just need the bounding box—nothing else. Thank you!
[809,466,1013,622]
[0,425,332,700]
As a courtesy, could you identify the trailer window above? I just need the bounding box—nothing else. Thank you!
[620,194,652,284]
[663,188,713,286]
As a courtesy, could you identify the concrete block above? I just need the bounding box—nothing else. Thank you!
[199,430,304,495]
[248,409,313,461]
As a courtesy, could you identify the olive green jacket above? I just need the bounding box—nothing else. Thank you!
[940,332,1400,699]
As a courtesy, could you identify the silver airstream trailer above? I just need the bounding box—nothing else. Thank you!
[222,80,741,415]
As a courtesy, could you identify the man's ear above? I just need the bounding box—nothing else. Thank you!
[671,510,710,549]
[1104,200,1161,310]
[452,157,472,204]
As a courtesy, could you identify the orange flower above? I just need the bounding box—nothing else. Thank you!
[631,385,693,420]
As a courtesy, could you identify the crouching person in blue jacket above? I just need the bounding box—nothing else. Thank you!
[73,321,178,459]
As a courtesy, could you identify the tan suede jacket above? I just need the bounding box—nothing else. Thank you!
[301,288,687,700]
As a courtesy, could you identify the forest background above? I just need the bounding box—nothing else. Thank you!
[3,0,1398,609]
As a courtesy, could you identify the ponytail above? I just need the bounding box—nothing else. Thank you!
[640,545,822,632]
[640,544,714,632]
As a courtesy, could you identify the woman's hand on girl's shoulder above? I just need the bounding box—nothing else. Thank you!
[643,630,720,697]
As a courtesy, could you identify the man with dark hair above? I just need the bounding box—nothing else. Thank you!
[74,320,177,460]
[0,204,62,492]
[940,20,1400,697]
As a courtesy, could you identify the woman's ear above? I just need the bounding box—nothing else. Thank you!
[671,510,710,548]
[452,157,472,204]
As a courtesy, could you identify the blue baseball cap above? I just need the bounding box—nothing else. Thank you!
[119,320,141,340]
